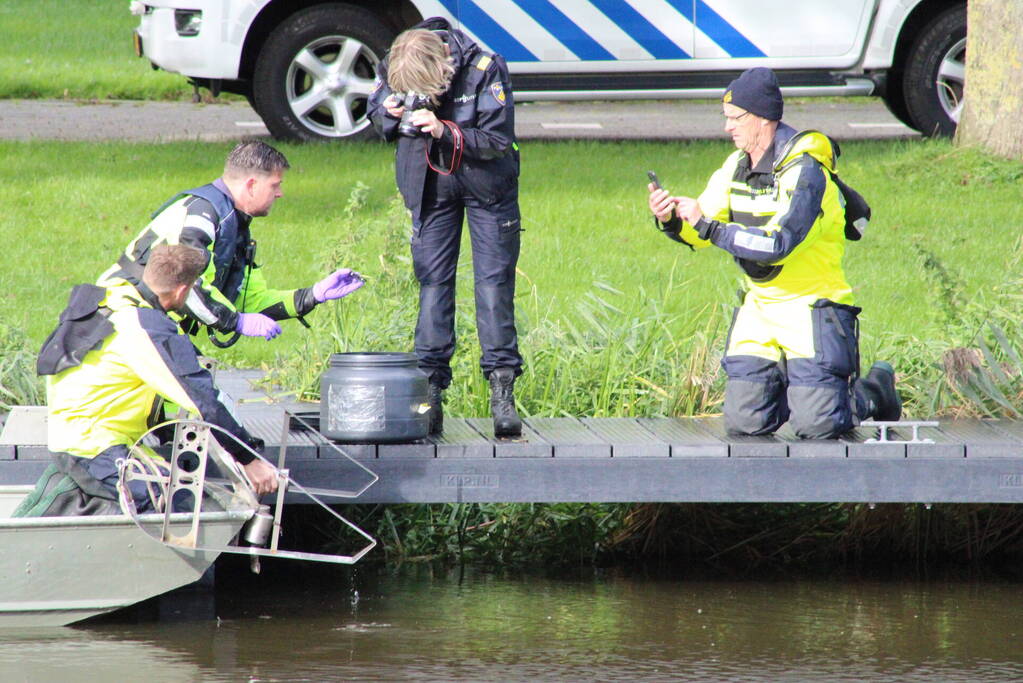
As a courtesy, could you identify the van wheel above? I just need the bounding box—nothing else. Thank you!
[901,7,966,137]
[252,4,393,141]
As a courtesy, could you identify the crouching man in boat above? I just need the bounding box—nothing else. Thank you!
[17,244,277,517]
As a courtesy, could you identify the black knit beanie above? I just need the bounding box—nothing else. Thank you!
[723,67,783,121]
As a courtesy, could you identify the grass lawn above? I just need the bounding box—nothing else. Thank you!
[0,0,192,100]
[1,138,1021,416]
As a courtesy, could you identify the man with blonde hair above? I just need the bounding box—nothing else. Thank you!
[28,244,277,516]
[368,17,524,437]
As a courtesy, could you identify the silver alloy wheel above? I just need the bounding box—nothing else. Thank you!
[285,35,379,138]
[936,37,966,124]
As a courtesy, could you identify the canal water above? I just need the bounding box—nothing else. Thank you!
[2,563,1021,681]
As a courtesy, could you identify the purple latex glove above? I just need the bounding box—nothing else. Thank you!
[312,268,365,303]
[235,313,282,340]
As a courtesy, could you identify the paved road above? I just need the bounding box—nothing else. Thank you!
[0,98,917,142]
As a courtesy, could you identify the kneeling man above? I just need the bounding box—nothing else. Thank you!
[647,68,900,438]
[24,245,276,516]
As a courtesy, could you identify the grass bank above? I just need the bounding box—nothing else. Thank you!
[2,137,1021,415]
[328,500,1023,573]
[3,136,1023,569]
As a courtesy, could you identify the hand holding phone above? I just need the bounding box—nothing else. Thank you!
[646,170,675,223]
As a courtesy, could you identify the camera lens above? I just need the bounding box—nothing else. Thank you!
[398,108,419,137]
[397,93,434,137]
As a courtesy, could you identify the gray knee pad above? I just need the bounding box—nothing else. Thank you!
[724,378,787,436]
[787,382,852,439]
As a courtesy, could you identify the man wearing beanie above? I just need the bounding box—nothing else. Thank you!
[646,67,901,439]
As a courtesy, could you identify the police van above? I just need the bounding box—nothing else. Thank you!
[131,0,966,141]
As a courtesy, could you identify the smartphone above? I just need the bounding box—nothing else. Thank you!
[647,170,661,190]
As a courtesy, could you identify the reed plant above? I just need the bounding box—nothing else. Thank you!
[933,237,1023,417]
[257,181,419,402]
[308,497,1023,572]
[0,322,43,411]
[258,183,728,419]
[270,187,1023,572]
[602,239,1023,574]
[362,502,627,566]
[4,138,1020,378]
[877,237,1023,418]
[607,501,1023,574]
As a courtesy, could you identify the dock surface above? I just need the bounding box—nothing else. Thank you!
[3,370,1023,504]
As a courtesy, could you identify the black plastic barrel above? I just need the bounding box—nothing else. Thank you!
[319,352,430,443]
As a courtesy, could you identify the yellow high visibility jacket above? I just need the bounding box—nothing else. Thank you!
[46,280,256,462]
[675,125,852,306]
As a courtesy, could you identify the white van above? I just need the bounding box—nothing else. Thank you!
[131,0,966,141]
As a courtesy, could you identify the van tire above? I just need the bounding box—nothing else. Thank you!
[901,7,966,137]
[880,72,913,129]
[252,4,393,141]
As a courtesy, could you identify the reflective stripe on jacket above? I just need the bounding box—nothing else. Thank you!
[97,181,313,333]
[676,125,852,305]
[46,280,256,463]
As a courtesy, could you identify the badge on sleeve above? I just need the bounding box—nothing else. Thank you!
[489,82,506,106]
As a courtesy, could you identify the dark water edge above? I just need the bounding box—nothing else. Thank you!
[212,551,1023,588]
[13,559,1013,682]
[282,501,1023,579]
[2,540,1020,682]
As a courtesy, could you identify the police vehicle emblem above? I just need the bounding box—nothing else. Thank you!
[489,82,506,106]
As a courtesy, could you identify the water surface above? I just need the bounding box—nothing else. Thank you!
[2,565,1021,681]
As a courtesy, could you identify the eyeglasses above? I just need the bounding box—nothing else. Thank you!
[723,111,751,124]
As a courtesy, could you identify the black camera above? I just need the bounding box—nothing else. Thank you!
[397,92,434,137]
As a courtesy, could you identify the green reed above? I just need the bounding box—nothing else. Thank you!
[258,183,728,419]
[258,187,1023,572]
[0,322,43,411]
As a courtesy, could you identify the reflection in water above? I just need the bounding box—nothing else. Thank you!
[0,627,206,682]
[3,566,1022,682]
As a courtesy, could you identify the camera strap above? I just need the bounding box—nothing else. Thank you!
[425,120,464,176]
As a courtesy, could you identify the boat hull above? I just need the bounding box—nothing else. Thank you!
[0,488,249,627]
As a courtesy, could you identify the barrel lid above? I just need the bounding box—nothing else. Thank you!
[328,352,419,368]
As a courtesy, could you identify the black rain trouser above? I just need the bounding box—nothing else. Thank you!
[411,172,523,389]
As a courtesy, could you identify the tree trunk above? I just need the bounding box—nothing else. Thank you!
[955,0,1023,157]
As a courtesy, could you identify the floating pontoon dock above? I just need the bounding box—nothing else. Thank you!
[3,370,1022,505]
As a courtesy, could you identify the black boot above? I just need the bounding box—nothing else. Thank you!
[427,381,444,435]
[489,367,522,438]
[861,361,902,421]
